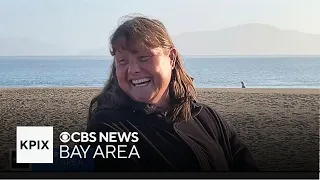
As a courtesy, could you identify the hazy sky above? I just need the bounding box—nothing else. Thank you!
[0,0,319,53]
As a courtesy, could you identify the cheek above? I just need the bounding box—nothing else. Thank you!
[159,60,173,78]
[152,65,172,86]
[116,69,129,86]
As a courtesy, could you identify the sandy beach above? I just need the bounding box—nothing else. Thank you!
[0,87,319,171]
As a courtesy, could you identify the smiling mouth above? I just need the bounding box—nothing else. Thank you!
[130,78,151,87]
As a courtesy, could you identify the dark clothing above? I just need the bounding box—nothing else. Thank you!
[134,112,201,171]
[85,101,258,172]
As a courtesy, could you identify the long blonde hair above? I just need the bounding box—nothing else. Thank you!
[88,15,197,122]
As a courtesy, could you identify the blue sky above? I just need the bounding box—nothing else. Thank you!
[0,0,319,53]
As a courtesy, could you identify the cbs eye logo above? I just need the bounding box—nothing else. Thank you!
[59,132,97,143]
[59,132,71,143]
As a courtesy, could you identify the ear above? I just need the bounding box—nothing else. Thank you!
[169,48,177,70]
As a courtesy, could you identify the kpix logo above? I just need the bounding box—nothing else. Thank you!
[16,126,53,163]
[20,140,49,150]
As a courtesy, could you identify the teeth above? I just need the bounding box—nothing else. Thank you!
[135,83,148,87]
[131,78,150,84]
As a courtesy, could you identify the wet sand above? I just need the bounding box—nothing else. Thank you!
[0,87,319,171]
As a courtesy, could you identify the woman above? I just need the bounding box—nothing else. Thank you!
[85,15,258,172]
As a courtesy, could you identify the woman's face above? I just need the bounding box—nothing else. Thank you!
[114,43,175,107]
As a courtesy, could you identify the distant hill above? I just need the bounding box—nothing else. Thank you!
[77,23,320,56]
[173,23,320,55]
[0,37,70,56]
[1,24,320,56]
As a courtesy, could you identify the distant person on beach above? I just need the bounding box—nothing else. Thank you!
[85,15,258,172]
[241,81,246,88]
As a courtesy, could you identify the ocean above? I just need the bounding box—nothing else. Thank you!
[0,56,319,88]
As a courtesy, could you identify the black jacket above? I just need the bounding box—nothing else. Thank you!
[85,101,258,172]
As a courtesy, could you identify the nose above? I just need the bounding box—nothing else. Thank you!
[128,60,141,74]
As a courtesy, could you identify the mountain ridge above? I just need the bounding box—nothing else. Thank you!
[172,23,320,55]
[1,23,319,56]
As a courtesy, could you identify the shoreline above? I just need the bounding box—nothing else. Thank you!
[0,87,319,94]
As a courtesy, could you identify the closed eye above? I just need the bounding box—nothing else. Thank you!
[118,59,128,65]
[139,56,151,61]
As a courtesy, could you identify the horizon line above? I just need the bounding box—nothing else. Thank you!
[1,54,320,57]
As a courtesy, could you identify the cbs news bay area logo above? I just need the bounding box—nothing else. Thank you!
[16,126,140,164]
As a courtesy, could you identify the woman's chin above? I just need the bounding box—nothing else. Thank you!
[128,90,159,104]
[131,95,153,104]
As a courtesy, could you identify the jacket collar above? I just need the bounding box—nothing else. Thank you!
[124,98,203,118]
[190,100,202,117]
